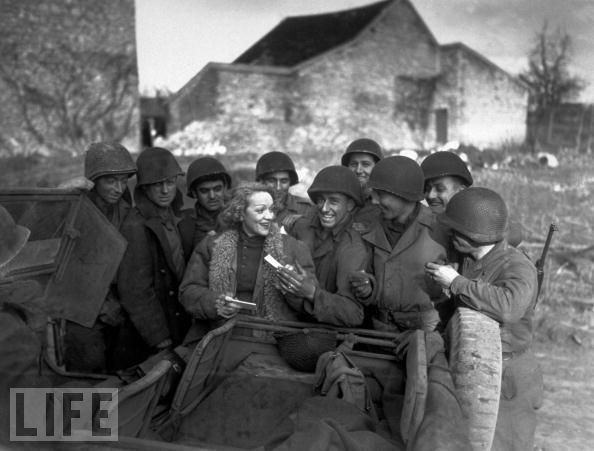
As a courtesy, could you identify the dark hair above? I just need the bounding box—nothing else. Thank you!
[218,182,274,229]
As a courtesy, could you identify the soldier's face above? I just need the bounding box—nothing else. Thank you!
[262,171,291,193]
[372,189,413,222]
[242,191,275,237]
[194,180,226,212]
[425,176,466,214]
[452,231,476,254]
[315,192,355,229]
[144,177,177,208]
[347,153,376,188]
[94,174,129,205]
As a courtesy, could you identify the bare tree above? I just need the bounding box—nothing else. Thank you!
[0,1,137,156]
[520,23,586,117]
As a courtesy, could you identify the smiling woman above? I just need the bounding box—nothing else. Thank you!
[179,182,315,330]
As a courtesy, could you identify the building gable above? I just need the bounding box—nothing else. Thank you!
[234,0,391,67]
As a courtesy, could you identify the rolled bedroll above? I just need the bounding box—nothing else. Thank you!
[446,307,502,450]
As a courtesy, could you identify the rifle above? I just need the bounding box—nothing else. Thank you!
[536,223,558,299]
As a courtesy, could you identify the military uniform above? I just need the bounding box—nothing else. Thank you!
[363,205,448,331]
[290,213,368,326]
[64,142,136,373]
[116,189,190,369]
[115,148,190,369]
[179,204,221,261]
[451,241,542,451]
[276,192,314,226]
[180,156,231,259]
[362,156,449,332]
[437,187,542,451]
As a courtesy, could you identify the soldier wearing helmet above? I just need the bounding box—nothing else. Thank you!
[352,156,450,333]
[179,156,232,260]
[421,151,473,215]
[281,166,369,326]
[341,138,383,190]
[425,187,541,451]
[115,147,190,369]
[421,150,524,247]
[60,142,137,228]
[255,151,313,228]
[59,142,136,373]
[341,138,384,232]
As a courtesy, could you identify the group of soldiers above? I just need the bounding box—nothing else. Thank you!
[1,139,542,450]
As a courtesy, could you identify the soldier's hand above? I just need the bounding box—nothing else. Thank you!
[215,294,241,319]
[281,213,302,230]
[348,270,373,302]
[393,330,414,360]
[277,261,317,301]
[424,262,459,288]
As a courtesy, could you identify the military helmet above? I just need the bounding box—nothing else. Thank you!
[421,151,473,186]
[255,152,298,186]
[84,142,136,181]
[341,138,383,166]
[307,166,363,206]
[367,156,424,201]
[136,147,184,186]
[439,187,508,244]
[186,157,231,197]
[0,206,31,267]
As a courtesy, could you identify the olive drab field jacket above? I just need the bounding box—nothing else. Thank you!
[450,240,538,354]
[362,205,449,330]
[178,204,222,262]
[276,193,314,226]
[289,214,368,327]
[117,191,191,349]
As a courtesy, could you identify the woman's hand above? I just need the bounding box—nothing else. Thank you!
[215,294,241,319]
[276,262,317,301]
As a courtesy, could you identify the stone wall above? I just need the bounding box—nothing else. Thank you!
[0,0,139,156]
[167,0,528,154]
[437,44,528,148]
[293,0,441,150]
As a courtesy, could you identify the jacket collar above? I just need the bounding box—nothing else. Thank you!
[134,189,182,276]
[462,240,508,273]
[194,203,220,221]
[363,203,432,255]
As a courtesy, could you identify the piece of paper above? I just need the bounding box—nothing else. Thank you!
[264,254,282,269]
[225,297,257,310]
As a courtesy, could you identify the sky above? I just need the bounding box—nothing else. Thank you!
[135,0,594,101]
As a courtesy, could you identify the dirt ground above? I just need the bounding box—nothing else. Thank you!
[533,339,594,451]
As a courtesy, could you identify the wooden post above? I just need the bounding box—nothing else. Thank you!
[575,104,586,152]
[586,104,594,153]
[547,108,555,143]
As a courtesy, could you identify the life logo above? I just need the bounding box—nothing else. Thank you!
[10,388,118,441]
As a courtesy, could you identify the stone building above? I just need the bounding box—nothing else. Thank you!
[168,0,527,152]
[0,0,139,157]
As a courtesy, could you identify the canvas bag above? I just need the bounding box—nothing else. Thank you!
[314,350,378,421]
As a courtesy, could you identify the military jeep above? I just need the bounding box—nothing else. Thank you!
[0,188,502,451]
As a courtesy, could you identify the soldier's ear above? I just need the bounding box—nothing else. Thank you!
[346,198,356,212]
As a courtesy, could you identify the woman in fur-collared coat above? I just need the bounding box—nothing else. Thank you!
[179,183,315,325]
